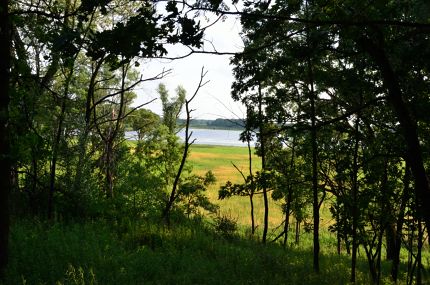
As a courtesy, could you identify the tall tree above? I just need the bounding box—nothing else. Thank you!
[0,0,11,275]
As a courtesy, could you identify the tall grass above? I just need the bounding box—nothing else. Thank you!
[188,145,286,228]
[4,219,392,285]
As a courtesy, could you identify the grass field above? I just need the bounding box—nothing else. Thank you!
[187,145,286,230]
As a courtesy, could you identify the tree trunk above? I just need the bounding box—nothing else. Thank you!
[162,68,205,224]
[385,224,396,260]
[162,102,190,225]
[295,219,300,244]
[105,139,114,198]
[337,227,341,255]
[283,189,292,247]
[48,97,67,219]
[376,229,383,285]
[249,194,255,234]
[258,84,269,244]
[247,134,255,234]
[350,104,360,283]
[358,36,430,233]
[284,137,296,247]
[0,0,11,276]
[307,56,320,273]
[391,162,410,281]
[416,219,423,285]
[73,59,103,193]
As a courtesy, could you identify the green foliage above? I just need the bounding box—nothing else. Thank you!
[159,83,185,133]
[6,219,418,285]
[128,108,160,140]
[212,213,238,239]
[219,170,278,199]
[178,171,219,217]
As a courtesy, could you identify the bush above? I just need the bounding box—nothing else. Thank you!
[212,213,238,239]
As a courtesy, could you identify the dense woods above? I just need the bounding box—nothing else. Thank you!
[2,0,430,284]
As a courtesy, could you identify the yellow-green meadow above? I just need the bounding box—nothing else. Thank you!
[188,144,285,232]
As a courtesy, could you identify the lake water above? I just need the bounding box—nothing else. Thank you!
[126,129,254,147]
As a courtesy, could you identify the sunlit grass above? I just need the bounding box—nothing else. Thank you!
[188,144,286,230]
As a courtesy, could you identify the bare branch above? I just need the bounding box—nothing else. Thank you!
[232,162,247,183]
[91,69,171,110]
[162,66,208,225]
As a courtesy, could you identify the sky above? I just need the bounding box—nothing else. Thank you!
[133,13,245,120]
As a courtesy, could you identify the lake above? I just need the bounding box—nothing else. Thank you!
[126,128,254,147]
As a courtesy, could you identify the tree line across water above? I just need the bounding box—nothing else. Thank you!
[176,118,245,130]
[1,0,430,284]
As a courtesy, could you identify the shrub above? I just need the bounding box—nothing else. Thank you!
[212,213,238,239]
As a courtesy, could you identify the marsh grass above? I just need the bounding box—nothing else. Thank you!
[188,145,286,228]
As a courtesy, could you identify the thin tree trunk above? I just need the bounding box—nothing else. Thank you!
[47,0,74,218]
[364,243,378,284]
[162,68,206,225]
[350,111,360,282]
[391,161,410,281]
[406,221,414,285]
[351,92,363,282]
[416,219,423,285]
[48,97,67,219]
[304,0,319,272]
[105,139,114,198]
[283,138,296,247]
[30,153,38,214]
[162,97,192,224]
[337,224,341,255]
[376,230,383,285]
[295,219,300,244]
[247,133,255,234]
[104,64,127,198]
[162,111,192,225]
[308,56,320,273]
[375,159,390,285]
[73,59,104,193]
[258,84,269,244]
[0,0,11,276]
[283,189,292,247]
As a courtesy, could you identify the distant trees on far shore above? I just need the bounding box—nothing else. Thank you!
[177,118,245,130]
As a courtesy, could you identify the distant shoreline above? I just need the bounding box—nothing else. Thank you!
[177,118,245,131]
[182,126,244,131]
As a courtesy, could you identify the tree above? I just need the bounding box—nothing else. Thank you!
[162,68,208,225]
[2,0,208,270]
[230,0,430,278]
[0,0,11,276]
[129,109,160,141]
[177,171,218,218]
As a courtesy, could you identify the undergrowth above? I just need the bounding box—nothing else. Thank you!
[2,217,422,284]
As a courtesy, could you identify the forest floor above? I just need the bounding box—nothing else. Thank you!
[5,219,397,284]
[3,145,429,284]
